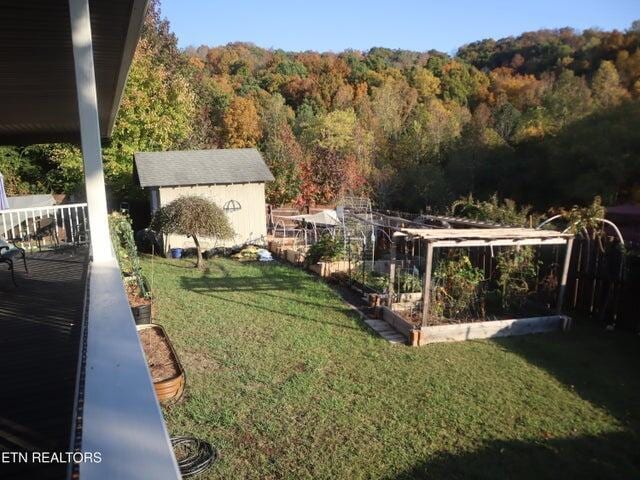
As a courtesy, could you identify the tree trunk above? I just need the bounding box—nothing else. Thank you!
[193,234,203,268]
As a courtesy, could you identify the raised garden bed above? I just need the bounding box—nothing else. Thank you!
[396,292,422,302]
[381,306,571,346]
[308,260,350,277]
[137,324,185,404]
[284,248,307,265]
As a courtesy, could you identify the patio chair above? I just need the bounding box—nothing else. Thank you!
[0,238,28,286]
[34,216,59,251]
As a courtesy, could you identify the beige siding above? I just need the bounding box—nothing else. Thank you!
[158,183,267,250]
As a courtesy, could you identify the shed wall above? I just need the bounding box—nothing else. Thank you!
[157,183,267,249]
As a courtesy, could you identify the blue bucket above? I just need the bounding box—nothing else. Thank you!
[170,248,183,259]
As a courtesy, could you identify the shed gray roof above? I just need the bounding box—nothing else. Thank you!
[7,194,57,210]
[134,148,274,188]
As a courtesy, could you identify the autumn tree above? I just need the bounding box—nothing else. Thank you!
[489,67,549,110]
[259,94,304,205]
[222,96,261,148]
[371,77,417,138]
[102,0,201,200]
[300,109,372,204]
[592,60,628,108]
[5,16,640,219]
[408,67,441,101]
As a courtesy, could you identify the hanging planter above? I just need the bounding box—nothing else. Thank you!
[137,324,185,404]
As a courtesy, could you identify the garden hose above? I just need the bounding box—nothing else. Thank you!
[171,436,217,478]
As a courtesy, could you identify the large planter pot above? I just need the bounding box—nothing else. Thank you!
[137,324,185,404]
[131,303,152,325]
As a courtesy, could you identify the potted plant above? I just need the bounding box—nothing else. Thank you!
[109,212,153,324]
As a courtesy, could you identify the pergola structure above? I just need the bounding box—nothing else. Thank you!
[397,227,575,326]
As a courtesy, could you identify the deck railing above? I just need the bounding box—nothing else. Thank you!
[0,203,89,250]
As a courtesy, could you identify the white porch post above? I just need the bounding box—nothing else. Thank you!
[69,0,113,261]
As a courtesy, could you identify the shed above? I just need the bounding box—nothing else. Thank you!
[135,148,274,249]
[7,193,58,210]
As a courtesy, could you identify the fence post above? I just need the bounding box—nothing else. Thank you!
[557,237,575,314]
[388,240,396,306]
[421,241,434,327]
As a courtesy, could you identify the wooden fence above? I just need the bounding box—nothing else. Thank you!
[566,236,639,332]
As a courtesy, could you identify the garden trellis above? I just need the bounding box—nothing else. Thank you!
[398,227,574,326]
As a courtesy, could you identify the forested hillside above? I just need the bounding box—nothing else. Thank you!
[1,1,639,213]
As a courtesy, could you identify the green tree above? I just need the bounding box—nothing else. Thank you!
[0,147,45,195]
[394,99,468,167]
[493,102,522,142]
[542,70,593,131]
[104,41,197,198]
[302,109,360,152]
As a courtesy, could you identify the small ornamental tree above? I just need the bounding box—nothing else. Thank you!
[151,196,234,268]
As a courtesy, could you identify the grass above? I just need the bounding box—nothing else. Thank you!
[141,255,640,479]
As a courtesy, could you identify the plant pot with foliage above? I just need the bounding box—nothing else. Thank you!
[127,277,153,325]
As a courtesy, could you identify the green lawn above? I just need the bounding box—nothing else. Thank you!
[141,256,640,480]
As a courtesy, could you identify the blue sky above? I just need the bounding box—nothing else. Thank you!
[162,0,639,54]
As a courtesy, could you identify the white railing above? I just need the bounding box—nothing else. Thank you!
[0,203,89,250]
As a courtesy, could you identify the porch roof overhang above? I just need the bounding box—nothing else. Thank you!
[0,0,148,145]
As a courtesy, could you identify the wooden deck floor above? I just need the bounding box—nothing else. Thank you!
[0,247,88,479]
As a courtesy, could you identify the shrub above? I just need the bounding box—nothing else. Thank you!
[365,271,389,292]
[151,196,234,268]
[397,272,422,293]
[451,193,535,227]
[348,268,388,293]
[306,234,345,265]
[495,246,539,310]
[109,212,149,299]
[555,196,606,236]
[431,253,484,320]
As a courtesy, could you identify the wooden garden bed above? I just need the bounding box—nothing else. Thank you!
[396,292,422,302]
[308,260,351,277]
[381,306,571,346]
